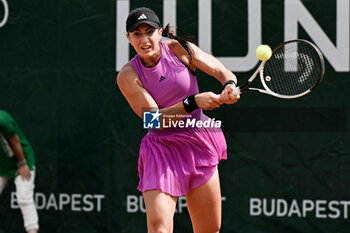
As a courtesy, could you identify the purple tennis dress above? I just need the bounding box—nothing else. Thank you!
[130,41,227,196]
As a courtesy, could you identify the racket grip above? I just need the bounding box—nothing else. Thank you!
[232,87,240,95]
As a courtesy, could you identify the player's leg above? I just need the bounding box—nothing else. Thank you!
[0,176,9,195]
[143,190,178,233]
[185,167,222,233]
[14,171,39,233]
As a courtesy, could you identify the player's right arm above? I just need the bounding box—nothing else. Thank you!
[8,135,31,180]
[117,63,158,119]
[117,63,222,119]
[0,112,31,180]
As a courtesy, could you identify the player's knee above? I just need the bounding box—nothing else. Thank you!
[147,221,171,233]
[197,220,221,233]
[149,226,169,233]
[155,228,168,233]
[16,189,34,205]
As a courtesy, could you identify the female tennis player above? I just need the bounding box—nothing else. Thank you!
[117,7,239,233]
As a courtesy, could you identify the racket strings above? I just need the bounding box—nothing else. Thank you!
[262,41,323,96]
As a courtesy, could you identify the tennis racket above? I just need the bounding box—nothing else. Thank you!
[225,39,325,99]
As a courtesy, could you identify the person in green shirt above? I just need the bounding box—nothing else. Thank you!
[0,109,39,233]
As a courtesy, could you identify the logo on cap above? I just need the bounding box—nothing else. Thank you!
[138,14,147,20]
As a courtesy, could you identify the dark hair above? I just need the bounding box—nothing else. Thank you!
[162,24,194,59]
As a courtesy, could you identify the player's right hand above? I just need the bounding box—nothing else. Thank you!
[195,92,223,110]
[16,164,31,181]
[218,85,240,104]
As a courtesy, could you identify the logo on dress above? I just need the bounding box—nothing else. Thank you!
[143,110,161,129]
[159,76,166,82]
[138,14,147,20]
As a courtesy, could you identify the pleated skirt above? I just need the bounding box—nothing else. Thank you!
[137,127,227,196]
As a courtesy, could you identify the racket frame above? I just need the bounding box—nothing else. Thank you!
[233,39,325,99]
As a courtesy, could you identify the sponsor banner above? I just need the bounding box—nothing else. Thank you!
[11,192,105,212]
[250,198,350,219]
[126,195,227,213]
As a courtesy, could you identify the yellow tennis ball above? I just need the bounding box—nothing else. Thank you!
[256,45,272,61]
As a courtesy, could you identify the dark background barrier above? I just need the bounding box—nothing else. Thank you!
[0,0,349,232]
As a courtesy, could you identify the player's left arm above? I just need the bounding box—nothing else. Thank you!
[167,40,238,104]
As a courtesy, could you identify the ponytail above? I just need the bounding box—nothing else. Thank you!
[162,24,194,59]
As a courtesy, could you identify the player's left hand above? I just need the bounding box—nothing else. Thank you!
[219,84,240,104]
[16,164,31,181]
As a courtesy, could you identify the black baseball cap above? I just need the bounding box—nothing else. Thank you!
[126,7,161,32]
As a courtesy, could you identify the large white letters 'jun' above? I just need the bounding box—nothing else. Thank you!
[116,0,350,72]
[285,0,349,72]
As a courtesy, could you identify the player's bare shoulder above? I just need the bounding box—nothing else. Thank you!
[165,40,187,57]
[165,40,195,71]
[117,62,135,82]
[165,39,178,49]
[116,62,142,89]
